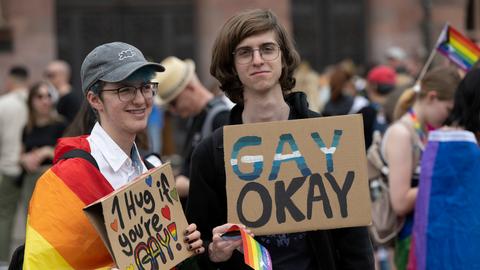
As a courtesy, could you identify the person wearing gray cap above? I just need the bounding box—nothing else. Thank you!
[21,42,204,269]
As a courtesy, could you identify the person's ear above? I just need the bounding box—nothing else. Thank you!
[86,91,104,113]
[185,81,195,92]
[426,90,438,102]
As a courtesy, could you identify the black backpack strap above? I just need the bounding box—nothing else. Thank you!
[14,150,98,270]
[144,159,155,170]
[201,98,230,139]
[143,152,163,170]
[58,149,99,170]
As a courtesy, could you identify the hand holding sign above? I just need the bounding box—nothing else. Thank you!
[184,223,205,254]
[84,163,198,270]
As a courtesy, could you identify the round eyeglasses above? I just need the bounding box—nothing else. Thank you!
[101,82,158,102]
[233,43,281,65]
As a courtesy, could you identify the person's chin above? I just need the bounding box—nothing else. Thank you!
[181,111,194,118]
[251,81,275,92]
[128,117,147,130]
[129,123,148,134]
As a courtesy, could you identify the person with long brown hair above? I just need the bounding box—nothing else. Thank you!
[20,81,67,213]
[187,9,374,270]
[383,66,461,269]
[322,65,356,116]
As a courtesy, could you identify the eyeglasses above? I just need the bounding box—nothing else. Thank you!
[34,93,52,100]
[44,71,56,79]
[169,96,178,108]
[101,82,158,102]
[233,43,281,65]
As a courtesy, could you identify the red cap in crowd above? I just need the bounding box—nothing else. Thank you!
[367,65,396,85]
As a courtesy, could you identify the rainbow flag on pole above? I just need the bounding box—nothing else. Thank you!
[436,24,480,71]
[224,225,272,270]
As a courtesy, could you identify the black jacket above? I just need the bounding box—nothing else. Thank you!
[186,92,374,270]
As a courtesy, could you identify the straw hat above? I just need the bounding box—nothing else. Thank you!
[154,56,195,105]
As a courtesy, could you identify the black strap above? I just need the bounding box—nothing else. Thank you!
[14,150,98,270]
[142,152,162,170]
[59,148,159,171]
[59,149,99,170]
[144,159,155,170]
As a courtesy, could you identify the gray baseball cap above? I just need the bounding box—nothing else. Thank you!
[80,42,165,94]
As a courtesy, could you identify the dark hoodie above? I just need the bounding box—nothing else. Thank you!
[186,92,374,270]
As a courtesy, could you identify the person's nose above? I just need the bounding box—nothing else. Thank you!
[251,49,264,66]
[132,88,146,104]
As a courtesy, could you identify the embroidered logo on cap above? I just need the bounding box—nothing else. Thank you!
[118,49,136,60]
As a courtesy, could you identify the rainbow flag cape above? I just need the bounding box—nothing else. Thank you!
[23,136,115,269]
[436,24,480,71]
[410,130,480,270]
[224,225,272,270]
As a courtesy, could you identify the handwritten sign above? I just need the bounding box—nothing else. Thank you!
[224,114,371,235]
[84,163,192,270]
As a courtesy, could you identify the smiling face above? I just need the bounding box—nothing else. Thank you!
[234,31,283,96]
[87,81,153,139]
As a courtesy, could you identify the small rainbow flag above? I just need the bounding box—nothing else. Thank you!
[436,24,480,71]
[224,225,272,270]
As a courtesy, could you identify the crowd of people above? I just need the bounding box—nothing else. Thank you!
[0,7,478,270]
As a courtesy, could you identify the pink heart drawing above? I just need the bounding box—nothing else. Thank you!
[110,219,118,232]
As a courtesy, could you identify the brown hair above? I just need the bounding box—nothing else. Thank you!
[63,99,96,136]
[393,66,461,120]
[329,66,353,102]
[210,9,300,104]
[25,81,64,133]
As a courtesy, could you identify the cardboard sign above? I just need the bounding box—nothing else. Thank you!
[84,163,192,270]
[224,114,371,235]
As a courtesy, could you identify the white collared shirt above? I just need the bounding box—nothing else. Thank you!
[87,122,147,190]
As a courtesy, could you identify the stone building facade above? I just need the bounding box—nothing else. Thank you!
[0,0,477,92]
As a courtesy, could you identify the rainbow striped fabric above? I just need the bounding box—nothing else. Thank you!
[224,225,272,270]
[409,130,480,269]
[23,137,115,269]
[436,24,480,71]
